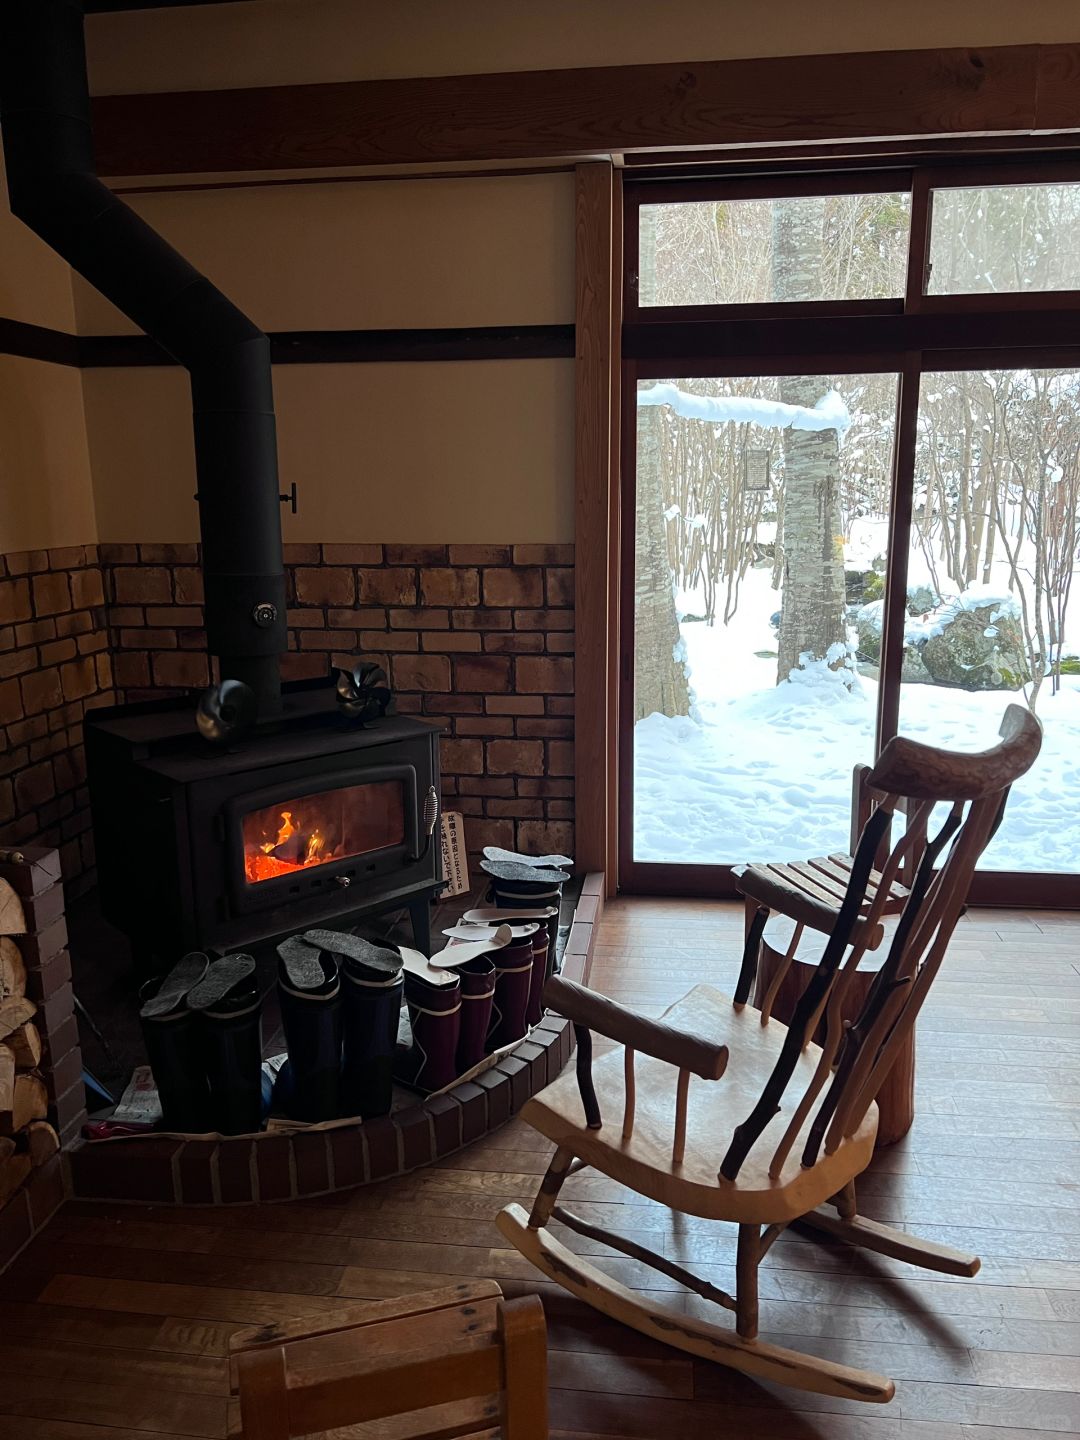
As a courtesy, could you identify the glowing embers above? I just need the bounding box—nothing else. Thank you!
[242,780,406,884]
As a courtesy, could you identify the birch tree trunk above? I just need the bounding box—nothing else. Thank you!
[635,404,691,718]
[633,209,691,720]
[773,200,847,683]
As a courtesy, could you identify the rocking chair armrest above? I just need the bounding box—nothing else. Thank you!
[543,976,729,1081]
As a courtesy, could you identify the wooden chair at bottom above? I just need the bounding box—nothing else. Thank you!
[498,705,1042,1404]
[230,1282,548,1440]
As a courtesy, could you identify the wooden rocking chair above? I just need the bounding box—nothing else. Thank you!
[498,705,1042,1404]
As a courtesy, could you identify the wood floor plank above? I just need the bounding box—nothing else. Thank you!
[4,899,1078,1437]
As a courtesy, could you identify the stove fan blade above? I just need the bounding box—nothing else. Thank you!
[195,678,257,744]
[336,661,393,723]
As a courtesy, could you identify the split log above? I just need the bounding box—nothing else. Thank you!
[7,1020,42,1070]
[0,879,26,937]
[0,1045,13,1115]
[25,1119,60,1167]
[0,1071,48,1136]
[0,936,26,1000]
[0,996,35,1043]
[0,1153,31,1206]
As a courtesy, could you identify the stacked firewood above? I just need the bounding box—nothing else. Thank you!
[0,877,57,1206]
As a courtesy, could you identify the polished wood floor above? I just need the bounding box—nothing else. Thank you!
[3,898,1080,1438]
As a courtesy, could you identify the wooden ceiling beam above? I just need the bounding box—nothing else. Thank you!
[90,43,1080,179]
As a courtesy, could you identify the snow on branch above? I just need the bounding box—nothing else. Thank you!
[638,382,851,434]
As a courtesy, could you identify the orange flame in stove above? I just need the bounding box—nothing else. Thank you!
[245,808,336,884]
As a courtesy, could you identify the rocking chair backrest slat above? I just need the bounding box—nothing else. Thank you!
[721,703,1042,1184]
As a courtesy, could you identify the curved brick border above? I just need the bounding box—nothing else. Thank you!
[66,876,603,1206]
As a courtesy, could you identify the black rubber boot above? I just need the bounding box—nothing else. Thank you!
[481,858,567,987]
[486,935,536,1050]
[332,933,404,1119]
[455,955,496,1073]
[188,954,263,1135]
[138,951,211,1133]
[396,971,461,1094]
[276,935,342,1123]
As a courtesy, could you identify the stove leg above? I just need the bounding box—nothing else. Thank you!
[408,894,433,955]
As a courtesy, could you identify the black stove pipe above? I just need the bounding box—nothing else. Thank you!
[0,0,287,714]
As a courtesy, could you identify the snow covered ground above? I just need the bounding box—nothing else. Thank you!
[633,566,1080,872]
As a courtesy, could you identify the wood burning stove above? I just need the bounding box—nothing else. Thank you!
[86,681,442,960]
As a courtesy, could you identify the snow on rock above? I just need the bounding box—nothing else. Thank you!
[638,383,852,434]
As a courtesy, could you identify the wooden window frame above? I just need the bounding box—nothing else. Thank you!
[609,158,1080,906]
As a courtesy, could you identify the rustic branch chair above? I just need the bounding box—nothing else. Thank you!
[230,1282,548,1440]
[498,705,1042,1403]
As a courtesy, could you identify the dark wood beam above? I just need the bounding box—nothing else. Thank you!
[85,2,256,12]
[90,44,1080,178]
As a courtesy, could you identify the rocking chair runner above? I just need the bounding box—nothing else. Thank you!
[498,705,1042,1404]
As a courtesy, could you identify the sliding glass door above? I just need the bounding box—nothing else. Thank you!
[620,164,1080,902]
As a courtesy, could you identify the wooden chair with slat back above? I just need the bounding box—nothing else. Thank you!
[498,705,1042,1404]
[229,1282,548,1440]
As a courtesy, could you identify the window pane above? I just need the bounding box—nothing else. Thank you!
[927,182,1080,295]
[898,368,1080,872]
[633,372,898,865]
[638,192,911,307]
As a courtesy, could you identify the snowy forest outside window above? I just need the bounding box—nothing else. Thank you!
[623,164,1080,895]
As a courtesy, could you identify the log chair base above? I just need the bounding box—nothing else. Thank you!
[497,1203,895,1403]
[797,1203,981,1277]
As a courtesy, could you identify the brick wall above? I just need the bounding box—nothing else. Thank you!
[98,541,575,861]
[0,547,115,896]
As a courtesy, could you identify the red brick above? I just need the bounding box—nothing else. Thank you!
[359,630,418,651]
[139,543,199,564]
[359,568,417,605]
[112,567,172,604]
[547,633,575,653]
[328,1126,366,1187]
[487,799,542,818]
[397,1106,434,1171]
[98,543,138,564]
[515,608,574,631]
[283,543,321,564]
[61,656,98,701]
[174,568,204,603]
[385,544,447,565]
[295,567,355,606]
[322,543,383,564]
[485,695,544,715]
[70,568,105,609]
[482,632,544,654]
[56,612,94,639]
[152,652,210,687]
[482,568,543,606]
[518,819,574,857]
[391,654,451,691]
[144,606,203,626]
[513,544,574,565]
[517,717,574,738]
[0,647,37,680]
[281,653,329,681]
[20,668,63,716]
[95,654,114,690]
[546,567,575,606]
[452,655,511,692]
[178,1140,218,1204]
[5,551,49,575]
[456,776,516,797]
[449,1080,488,1143]
[547,740,574,775]
[217,1141,254,1202]
[299,628,355,649]
[113,653,150,688]
[547,696,574,715]
[421,631,480,652]
[14,761,55,810]
[450,608,511,631]
[447,545,510,565]
[255,1135,295,1201]
[454,716,514,737]
[441,738,484,775]
[464,818,515,852]
[387,607,448,631]
[47,547,84,569]
[425,1092,463,1156]
[420,569,479,606]
[77,631,108,654]
[0,780,13,825]
[31,572,72,616]
[548,800,574,819]
[486,738,545,776]
[119,628,176,649]
[293,1132,331,1196]
[518,777,573,798]
[516,656,573,693]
